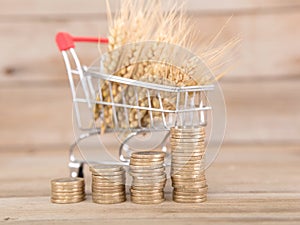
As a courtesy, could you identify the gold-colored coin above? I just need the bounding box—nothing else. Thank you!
[171,143,205,147]
[171,151,205,157]
[93,196,126,201]
[173,197,207,203]
[171,170,206,176]
[92,173,125,178]
[170,137,205,143]
[130,168,165,173]
[172,172,205,178]
[131,198,165,204]
[132,177,166,183]
[171,151,204,156]
[130,156,164,161]
[129,171,165,177]
[173,192,207,198]
[131,192,164,198]
[173,172,205,177]
[171,159,204,166]
[130,158,164,164]
[171,148,205,153]
[89,165,123,173]
[173,184,207,190]
[130,161,163,167]
[51,186,85,192]
[130,188,163,194]
[91,170,125,177]
[171,166,205,172]
[51,191,84,196]
[173,182,207,187]
[51,197,85,204]
[92,191,125,197]
[92,181,125,187]
[131,184,165,190]
[174,186,208,192]
[171,163,205,169]
[92,185,125,190]
[172,153,205,158]
[51,178,84,186]
[92,194,126,200]
[171,129,205,134]
[172,180,206,185]
[51,194,85,200]
[173,189,207,197]
[172,161,205,166]
[132,181,166,187]
[172,150,205,154]
[171,177,205,183]
[171,167,205,172]
[171,126,205,133]
[174,185,208,191]
[92,188,125,193]
[51,187,85,192]
[172,155,203,160]
[92,183,125,187]
[92,181,125,186]
[129,164,164,170]
[131,194,164,200]
[133,173,166,180]
[92,175,125,181]
[171,135,205,140]
[131,151,166,159]
[170,142,205,148]
[93,198,126,204]
[171,143,205,148]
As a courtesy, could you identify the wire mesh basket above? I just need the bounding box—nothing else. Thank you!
[56,32,214,177]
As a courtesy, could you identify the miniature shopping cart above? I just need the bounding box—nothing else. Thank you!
[56,32,214,178]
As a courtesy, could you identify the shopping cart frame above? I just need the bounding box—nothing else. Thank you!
[56,32,214,177]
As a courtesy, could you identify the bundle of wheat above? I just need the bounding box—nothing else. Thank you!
[94,0,238,133]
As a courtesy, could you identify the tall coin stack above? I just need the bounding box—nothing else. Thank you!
[90,165,126,204]
[170,126,208,203]
[51,178,85,204]
[130,151,166,204]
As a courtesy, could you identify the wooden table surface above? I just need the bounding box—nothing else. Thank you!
[1,0,300,224]
[1,144,300,225]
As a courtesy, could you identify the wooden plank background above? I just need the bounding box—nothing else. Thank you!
[0,1,300,224]
[0,0,299,148]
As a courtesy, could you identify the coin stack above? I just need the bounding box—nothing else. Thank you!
[90,164,126,204]
[170,126,208,203]
[130,151,166,204]
[51,177,85,204]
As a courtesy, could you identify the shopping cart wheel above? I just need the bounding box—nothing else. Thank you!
[69,161,84,178]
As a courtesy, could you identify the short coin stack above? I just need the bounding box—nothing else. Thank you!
[130,151,166,204]
[170,126,208,203]
[90,165,126,204]
[51,177,85,204]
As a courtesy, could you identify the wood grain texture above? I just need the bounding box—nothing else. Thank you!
[1,0,299,16]
[0,80,299,148]
[0,2,300,83]
[0,144,299,224]
[0,1,299,224]
[1,194,300,225]
[1,144,299,197]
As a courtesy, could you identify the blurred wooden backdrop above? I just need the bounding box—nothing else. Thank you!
[0,0,300,150]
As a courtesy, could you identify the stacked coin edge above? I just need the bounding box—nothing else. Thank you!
[90,164,126,204]
[130,151,166,204]
[51,177,85,204]
[170,126,208,203]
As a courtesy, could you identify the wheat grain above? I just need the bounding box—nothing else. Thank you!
[93,0,238,131]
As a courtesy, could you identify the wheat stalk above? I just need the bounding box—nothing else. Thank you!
[94,0,239,131]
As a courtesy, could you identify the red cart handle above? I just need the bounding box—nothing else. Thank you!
[56,32,109,51]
